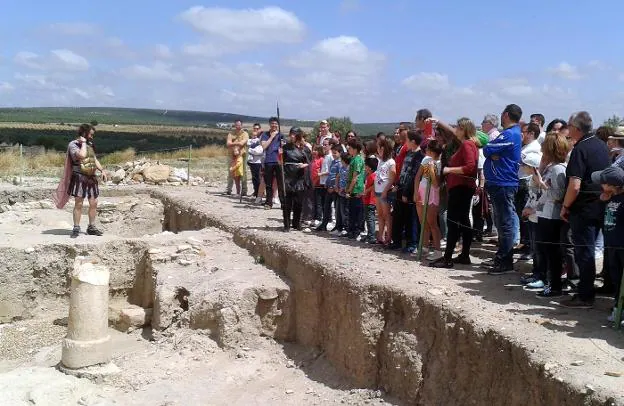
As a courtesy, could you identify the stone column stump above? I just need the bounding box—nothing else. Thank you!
[61,257,112,370]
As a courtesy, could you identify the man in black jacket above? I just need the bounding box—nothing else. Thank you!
[389,130,425,253]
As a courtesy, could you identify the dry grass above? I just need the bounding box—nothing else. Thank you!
[0,145,229,179]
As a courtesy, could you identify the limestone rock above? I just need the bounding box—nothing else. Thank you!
[112,169,126,184]
[131,173,144,182]
[143,165,171,183]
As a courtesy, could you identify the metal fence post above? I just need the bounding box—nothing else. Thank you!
[187,145,192,186]
[19,144,24,184]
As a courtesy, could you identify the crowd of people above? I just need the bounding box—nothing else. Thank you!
[224,106,624,326]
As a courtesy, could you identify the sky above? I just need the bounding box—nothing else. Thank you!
[2,0,624,124]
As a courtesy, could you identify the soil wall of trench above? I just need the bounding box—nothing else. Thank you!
[155,191,602,406]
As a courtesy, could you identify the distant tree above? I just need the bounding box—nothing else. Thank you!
[603,115,623,129]
[311,116,354,142]
[90,119,98,127]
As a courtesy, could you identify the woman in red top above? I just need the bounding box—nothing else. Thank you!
[429,117,478,268]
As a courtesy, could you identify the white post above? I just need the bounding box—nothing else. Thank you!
[61,257,112,369]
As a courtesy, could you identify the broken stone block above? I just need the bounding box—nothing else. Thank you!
[111,305,153,332]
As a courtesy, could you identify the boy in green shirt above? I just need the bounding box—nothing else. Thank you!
[346,139,366,239]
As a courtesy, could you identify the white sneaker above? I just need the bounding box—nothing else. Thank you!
[273,198,280,206]
[303,227,311,233]
[313,220,322,227]
[340,230,348,237]
[254,197,262,204]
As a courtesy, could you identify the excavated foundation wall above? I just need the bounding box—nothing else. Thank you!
[0,241,151,323]
[156,191,601,406]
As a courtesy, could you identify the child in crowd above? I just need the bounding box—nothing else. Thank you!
[346,140,365,239]
[247,126,265,203]
[523,133,568,297]
[414,139,443,257]
[363,157,378,244]
[332,152,351,237]
[593,166,624,326]
[311,146,325,226]
[230,145,244,195]
[317,144,341,232]
[374,139,396,245]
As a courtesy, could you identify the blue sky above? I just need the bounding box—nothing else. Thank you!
[2,0,624,124]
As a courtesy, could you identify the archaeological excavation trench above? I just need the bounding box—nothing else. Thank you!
[0,188,619,405]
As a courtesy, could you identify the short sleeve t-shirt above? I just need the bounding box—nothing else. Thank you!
[566,134,610,220]
[374,158,395,193]
[348,155,365,195]
[604,194,624,248]
[363,173,377,205]
[260,132,283,164]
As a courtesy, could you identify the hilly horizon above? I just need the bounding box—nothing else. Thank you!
[0,107,399,135]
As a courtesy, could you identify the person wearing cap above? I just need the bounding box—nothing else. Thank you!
[260,117,285,209]
[281,127,311,231]
[560,111,610,308]
[514,122,543,259]
[592,166,624,325]
[608,126,624,169]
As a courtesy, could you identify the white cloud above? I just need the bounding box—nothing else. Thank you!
[402,72,450,92]
[14,52,42,69]
[178,6,305,44]
[548,62,582,80]
[14,49,89,71]
[120,62,184,82]
[0,82,14,92]
[51,49,90,71]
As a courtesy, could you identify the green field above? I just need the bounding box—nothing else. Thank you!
[0,107,397,134]
[0,107,399,153]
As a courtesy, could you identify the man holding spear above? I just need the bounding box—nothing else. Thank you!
[260,115,285,210]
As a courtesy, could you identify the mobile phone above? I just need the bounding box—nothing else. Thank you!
[425,121,433,137]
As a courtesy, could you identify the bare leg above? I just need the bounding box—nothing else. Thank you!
[73,197,84,227]
[88,197,98,225]
[427,206,441,250]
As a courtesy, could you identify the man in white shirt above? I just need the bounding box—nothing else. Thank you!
[531,113,547,144]
[481,113,500,141]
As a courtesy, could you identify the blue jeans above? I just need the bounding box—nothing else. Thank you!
[348,197,364,237]
[569,215,600,301]
[365,204,377,241]
[487,184,518,266]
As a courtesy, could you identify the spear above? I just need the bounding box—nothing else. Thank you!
[277,101,286,204]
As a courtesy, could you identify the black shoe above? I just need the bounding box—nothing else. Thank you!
[430,257,454,269]
[560,295,593,309]
[480,259,497,268]
[536,287,563,299]
[283,227,290,232]
[70,226,80,239]
[488,264,514,275]
[385,243,401,251]
[86,225,103,236]
[453,255,472,265]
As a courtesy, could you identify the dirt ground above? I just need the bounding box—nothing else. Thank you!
[0,176,623,405]
[0,184,397,406]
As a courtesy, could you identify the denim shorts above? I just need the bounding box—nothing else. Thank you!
[375,192,388,204]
